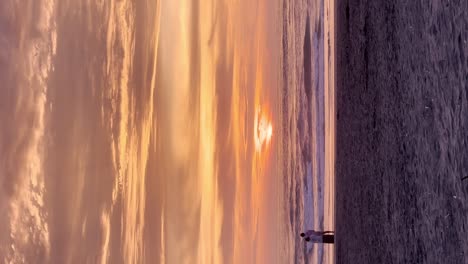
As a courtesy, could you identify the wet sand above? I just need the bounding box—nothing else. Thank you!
[335,1,468,263]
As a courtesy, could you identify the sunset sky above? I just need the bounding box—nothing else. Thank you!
[0,0,283,263]
[155,0,281,262]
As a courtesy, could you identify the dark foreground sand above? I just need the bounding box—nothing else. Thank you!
[335,1,468,263]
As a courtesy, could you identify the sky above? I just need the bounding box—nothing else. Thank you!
[155,0,281,262]
[0,0,283,263]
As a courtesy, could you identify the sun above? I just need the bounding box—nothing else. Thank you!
[254,109,273,152]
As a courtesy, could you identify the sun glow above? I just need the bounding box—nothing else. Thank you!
[254,109,273,152]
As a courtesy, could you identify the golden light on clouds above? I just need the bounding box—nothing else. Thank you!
[0,0,285,262]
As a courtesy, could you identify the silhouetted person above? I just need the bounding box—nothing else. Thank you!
[300,230,334,244]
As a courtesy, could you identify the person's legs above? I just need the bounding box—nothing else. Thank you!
[322,234,334,244]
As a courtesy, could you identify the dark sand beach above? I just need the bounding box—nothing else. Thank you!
[335,1,468,263]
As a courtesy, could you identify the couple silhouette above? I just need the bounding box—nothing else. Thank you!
[300,230,335,244]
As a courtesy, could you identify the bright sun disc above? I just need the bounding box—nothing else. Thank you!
[255,109,273,152]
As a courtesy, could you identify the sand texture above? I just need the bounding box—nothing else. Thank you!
[335,1,468,263]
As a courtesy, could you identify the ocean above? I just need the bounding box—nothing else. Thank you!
[279,0,335,263]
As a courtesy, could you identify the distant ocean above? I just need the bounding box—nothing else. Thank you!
[279,0,335,263]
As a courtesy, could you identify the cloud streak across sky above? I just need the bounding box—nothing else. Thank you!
[0,0,56,262]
